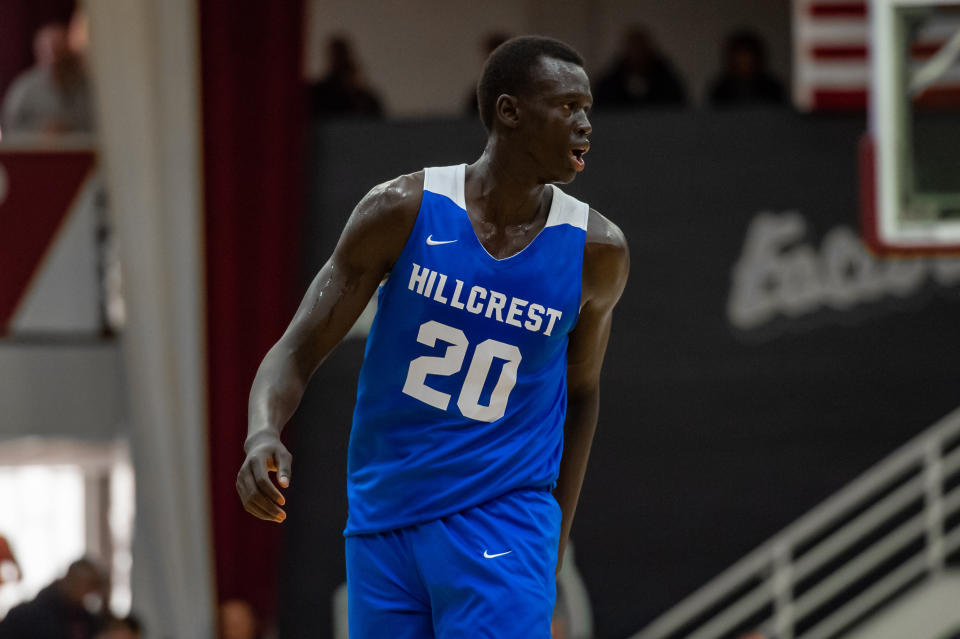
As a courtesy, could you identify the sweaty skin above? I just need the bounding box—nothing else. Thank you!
[237,56,629,574]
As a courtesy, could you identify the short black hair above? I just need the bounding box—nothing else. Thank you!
[476,36,584,131]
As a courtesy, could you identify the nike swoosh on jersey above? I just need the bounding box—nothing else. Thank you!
[483,549,513,559]
[426,235,457,246]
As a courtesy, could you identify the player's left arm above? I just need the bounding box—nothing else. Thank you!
[554,208,629,574]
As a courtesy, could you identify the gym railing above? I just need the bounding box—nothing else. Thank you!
[632,406,960,639]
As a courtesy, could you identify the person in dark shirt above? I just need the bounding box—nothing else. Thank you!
[0,558,107,639]
[310,35,383,118]
[593,26,687,110]
[708,29,786,108]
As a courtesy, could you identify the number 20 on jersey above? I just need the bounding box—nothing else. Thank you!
[401,320,522,423]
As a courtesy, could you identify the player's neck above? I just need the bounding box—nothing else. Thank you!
[466,143,549,227]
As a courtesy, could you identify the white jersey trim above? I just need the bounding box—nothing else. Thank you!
[424,164,589,232]
[545,184,590,231]
[423,164,466,210]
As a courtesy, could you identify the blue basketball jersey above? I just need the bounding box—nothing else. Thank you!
[345,164,589,535]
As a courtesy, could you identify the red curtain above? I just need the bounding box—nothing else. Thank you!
[199,0,306,624]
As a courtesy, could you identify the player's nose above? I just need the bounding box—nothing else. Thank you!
[576,114,592,137]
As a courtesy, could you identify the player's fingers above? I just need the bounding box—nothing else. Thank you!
[242,497,270,519]
[248,491,286,521]
[276,448,292,488]
[251,454,285,506]
[238,467,285,520]
[244,497,286,523]
[237,463,285,517]
[236,464,258,502]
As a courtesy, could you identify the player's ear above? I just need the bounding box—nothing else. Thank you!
[495,94,520,129]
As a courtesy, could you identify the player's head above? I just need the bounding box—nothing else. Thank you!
[477,36,585,132]
[476,36,592,183]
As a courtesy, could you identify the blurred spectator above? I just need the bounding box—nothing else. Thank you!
[708,29,786,108]
[218,599,260,639]
[593,26,687,110]
[310,35,383,118]
[0,557,107,639]
[2,22,94,135]
[95,615,141,639]
[463,32,512,116]
[0,535,20,587]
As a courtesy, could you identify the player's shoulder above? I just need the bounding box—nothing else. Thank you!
[360,170,425,217]
[335,170,426,269]
[585,208,628,260]
[583,208,629,304]
[348,170,425,238]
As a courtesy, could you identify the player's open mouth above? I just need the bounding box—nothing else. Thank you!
[570,146,588,171]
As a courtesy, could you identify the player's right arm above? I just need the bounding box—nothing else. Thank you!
[236,172,423,523]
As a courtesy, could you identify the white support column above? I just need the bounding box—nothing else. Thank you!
[84,0,213,637]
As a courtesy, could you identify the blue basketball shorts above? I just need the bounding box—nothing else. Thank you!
[345,488,562,639]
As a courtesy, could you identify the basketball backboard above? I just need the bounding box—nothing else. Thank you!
[864,0,960,254]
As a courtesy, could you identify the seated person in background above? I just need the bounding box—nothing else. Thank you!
[95,615,142,639]
[593,26,687,110]
[708,29,786,108]
[0,557,108,639]
[2,23,94,135]
[310,35,384,119]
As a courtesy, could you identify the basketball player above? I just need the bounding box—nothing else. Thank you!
[237,36,629,637]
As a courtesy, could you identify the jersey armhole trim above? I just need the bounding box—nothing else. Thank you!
[423,164,467,211]
[545,185,589,231]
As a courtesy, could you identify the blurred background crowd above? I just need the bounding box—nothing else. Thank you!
[0,8,794,142]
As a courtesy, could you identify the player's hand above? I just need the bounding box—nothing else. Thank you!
[236,432,292,523]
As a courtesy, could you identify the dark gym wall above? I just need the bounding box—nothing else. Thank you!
[280,111,960,639]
